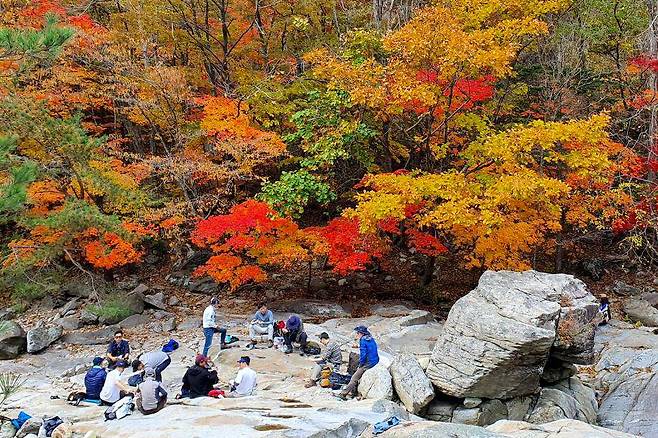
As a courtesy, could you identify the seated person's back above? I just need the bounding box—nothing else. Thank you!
[84,357,107,400]
[182,355,218,398]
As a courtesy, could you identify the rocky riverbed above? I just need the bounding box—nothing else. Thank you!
[0,270,656,437]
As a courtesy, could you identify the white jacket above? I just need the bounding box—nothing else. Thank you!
[203,305,217,329]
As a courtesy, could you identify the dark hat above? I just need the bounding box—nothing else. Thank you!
[116,360,128,368]
[319,332,329,340]
[210,297,219,305]
[92,356,103,366]
[354,325,370,335]
[237,356,250,365]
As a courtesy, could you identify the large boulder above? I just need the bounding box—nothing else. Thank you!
[26,325,63,353]
[623,296,658,327]
[363,421,503,437]
[0,321,26,359]
[526,388,578,424]
[143,292,166,310]
[358,364,393,400]
[425,270,597,399]
[389,354,435,413]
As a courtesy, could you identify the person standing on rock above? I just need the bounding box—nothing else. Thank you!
[282,314,308,354]
[106,330,130,369]
[84,356,107,401]
[202,297,227,357]
[337,326,379,400]
[136,367,167,415]
[100,361,135,405]
[247,303,274,349]
[305,332,342,388]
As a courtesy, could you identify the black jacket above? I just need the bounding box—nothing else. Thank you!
[182,365,218,398]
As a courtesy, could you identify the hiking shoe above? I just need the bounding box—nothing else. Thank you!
[246,343,256,350]
[304,380,316,388]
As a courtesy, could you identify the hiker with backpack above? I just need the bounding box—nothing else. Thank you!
[203,297,227,356]
[337,325,379,400]
[247,303,274,349]
[100,361,136,405]
[180,354,219,398]
[598,295,612,325]
[106,330,130,369]
[282,314,308,354]
[84,357,107,401]
[132,339,178,383]
[305,332,342,388]
[136,367,167,415]
[226,356,257,397]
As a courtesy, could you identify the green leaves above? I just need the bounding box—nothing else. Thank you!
[0,136,37,224]
[258,170,336,218]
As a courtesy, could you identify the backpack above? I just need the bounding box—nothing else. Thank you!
[11,411,31,430]
[224,334,239,344]
[128,373,144,387]
[162,339,179,353]
[329,371,352,390]
[104,396,134,421]
[302,341,321,356]
[39,416,64,437]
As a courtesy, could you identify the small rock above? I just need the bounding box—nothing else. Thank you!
[55,317,80,331]
[624,297,658,327]
[399,310,434,327]
[309,278,328,291]
[27,325,63,353]
[384,275,393,282]
[162,317,176,332]
[338,279,348,287]
[613,280,643,296]
[527,388,578,424]
[132,284,149,295]
[144,292,166,310]
[178,317,202,330]
[354,282,371,290]
[59,298,79,315]
[0,309,16,322]
[425,398,458,422]
[168,296,180,306]
[464,397,483,408]
[153,310,173,320]
[80,308,98,325]
[119,313,150,329]
[0,321,27,359]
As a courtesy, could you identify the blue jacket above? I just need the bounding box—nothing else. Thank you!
[286,315,302,332]
[84,366,107,400]
[107,340,130,358]
[359,335,379,368]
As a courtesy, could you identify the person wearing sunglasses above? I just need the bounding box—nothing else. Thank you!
[106,329,130,369]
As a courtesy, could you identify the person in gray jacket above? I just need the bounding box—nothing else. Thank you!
[136,367,167,415]
[305,332,343,387]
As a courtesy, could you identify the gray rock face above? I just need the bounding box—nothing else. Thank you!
[595,323,658,437]
[358,364,393,400]
[306,417,369,438]
[389,354,435,413]
[425,399,458,422]
[61,325,118,345]
[15,417,41,438]
[426,270,597,399]
[371,399,411,421]
[26,325,63,353]
[144,292,167,310]
[540,360,577,384]
[0,321,26,359]
[59,298,79,316]
[623,296,658,327]
[80,308,98,325]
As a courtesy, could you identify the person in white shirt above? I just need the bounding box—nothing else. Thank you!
[203,297,227,357]
[99,361,135,405]
[227,356,257,398]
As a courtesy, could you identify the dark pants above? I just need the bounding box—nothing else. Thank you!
[284,329,307,349]
[137,395,167,415]
[101,390,132,406]
[341,365,370,396]
[154,356,171,382]
[203,327,227,356]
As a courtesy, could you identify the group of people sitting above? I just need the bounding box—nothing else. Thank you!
[79,297,381,417]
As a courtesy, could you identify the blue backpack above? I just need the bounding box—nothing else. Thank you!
[162,339,179,353]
